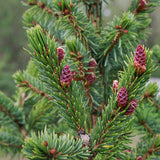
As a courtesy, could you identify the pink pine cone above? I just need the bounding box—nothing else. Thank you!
[138,0,146,11]
[134,45,146,66]
[88,58,97,72]
[113,80,119,93]
[60,65,72,87]
[86,73,95,86]
[134,45,146,75]
[117,87,128,108]
[136,156,143,160]
[57,47,64,63]
[125,99,137,115]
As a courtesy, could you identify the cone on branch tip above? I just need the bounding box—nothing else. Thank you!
[57,47,64,63]
[49,149,57,155]
[44,141,48,147]
[87,58,97,72]
[86,73,95,86]
[134,45,146,75]
[125,99,137,115]
[136,156,143,160]
[138,0,146,11]
[60,65,72,87]
[80,134,90,147]
[117,87,128,108]
[113,80,119,93]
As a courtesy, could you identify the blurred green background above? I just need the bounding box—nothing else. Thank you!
[0,0,160,97]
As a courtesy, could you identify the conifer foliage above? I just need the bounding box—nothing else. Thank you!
[0,0,160,159]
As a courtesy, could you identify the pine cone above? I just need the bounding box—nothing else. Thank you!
[136,156,142,160]
[134,45,146,75]
[57,47,64,63]
[138,0,146,11]
[44,141,48,147]
[49,149,56,155]
[117,87,128,108]
[125,99,137,115]
[86,73,95,86]
[80,134,90,147]
[60,65,72,87]
[87,58,97,72]
[113,80,119,93]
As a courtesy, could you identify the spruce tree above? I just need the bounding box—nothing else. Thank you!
[0,0,160,159]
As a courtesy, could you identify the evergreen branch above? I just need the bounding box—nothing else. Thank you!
[31,21,64,45]
[0,92,24,128]
[148,97,160,109]
[91,47,154,158]
[141,121,155,137]
[82,0,102,33]
[103,1,158,65]
[0,131,24,152]
[27,0,58,16]
[0,104,22,128]
[27,98,57,131]
[142,144,160,159]
[26,26,86,132]
[18,79,54,101]
[0,141,22,149]
[23,129,91,160]
[104,29,124,60]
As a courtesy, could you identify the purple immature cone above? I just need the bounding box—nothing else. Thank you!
[136,156,142,160]
[87,58,97,72]
[57,47,64,63]
[86,73,95,86]
[125,99,137,115]
[113,80,119,93]
[117,87,128,108]
[60,65,72,87]
[138,0,146,11]
[134,45,146,75]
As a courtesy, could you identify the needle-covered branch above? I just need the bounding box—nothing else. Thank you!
[23,129,91,160]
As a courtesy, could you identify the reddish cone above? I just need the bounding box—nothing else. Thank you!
[88,58,97,72]
[113,80,119,93]
[70,3,73,7]
[138,0,146,11]
[136,156,142,160]
[60,65,72,87]
[134,45,146,75]
[44,141,48,147]
[125,99,137,115]
[86,73,95,86]
[49,149,56,155]
[57,47,64,63]
[117,87,128,108]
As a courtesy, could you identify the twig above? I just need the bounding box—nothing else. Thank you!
[21,79,54,101]
[141,121,154,137]
[0,104,23,128]
[0,141,22,149]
